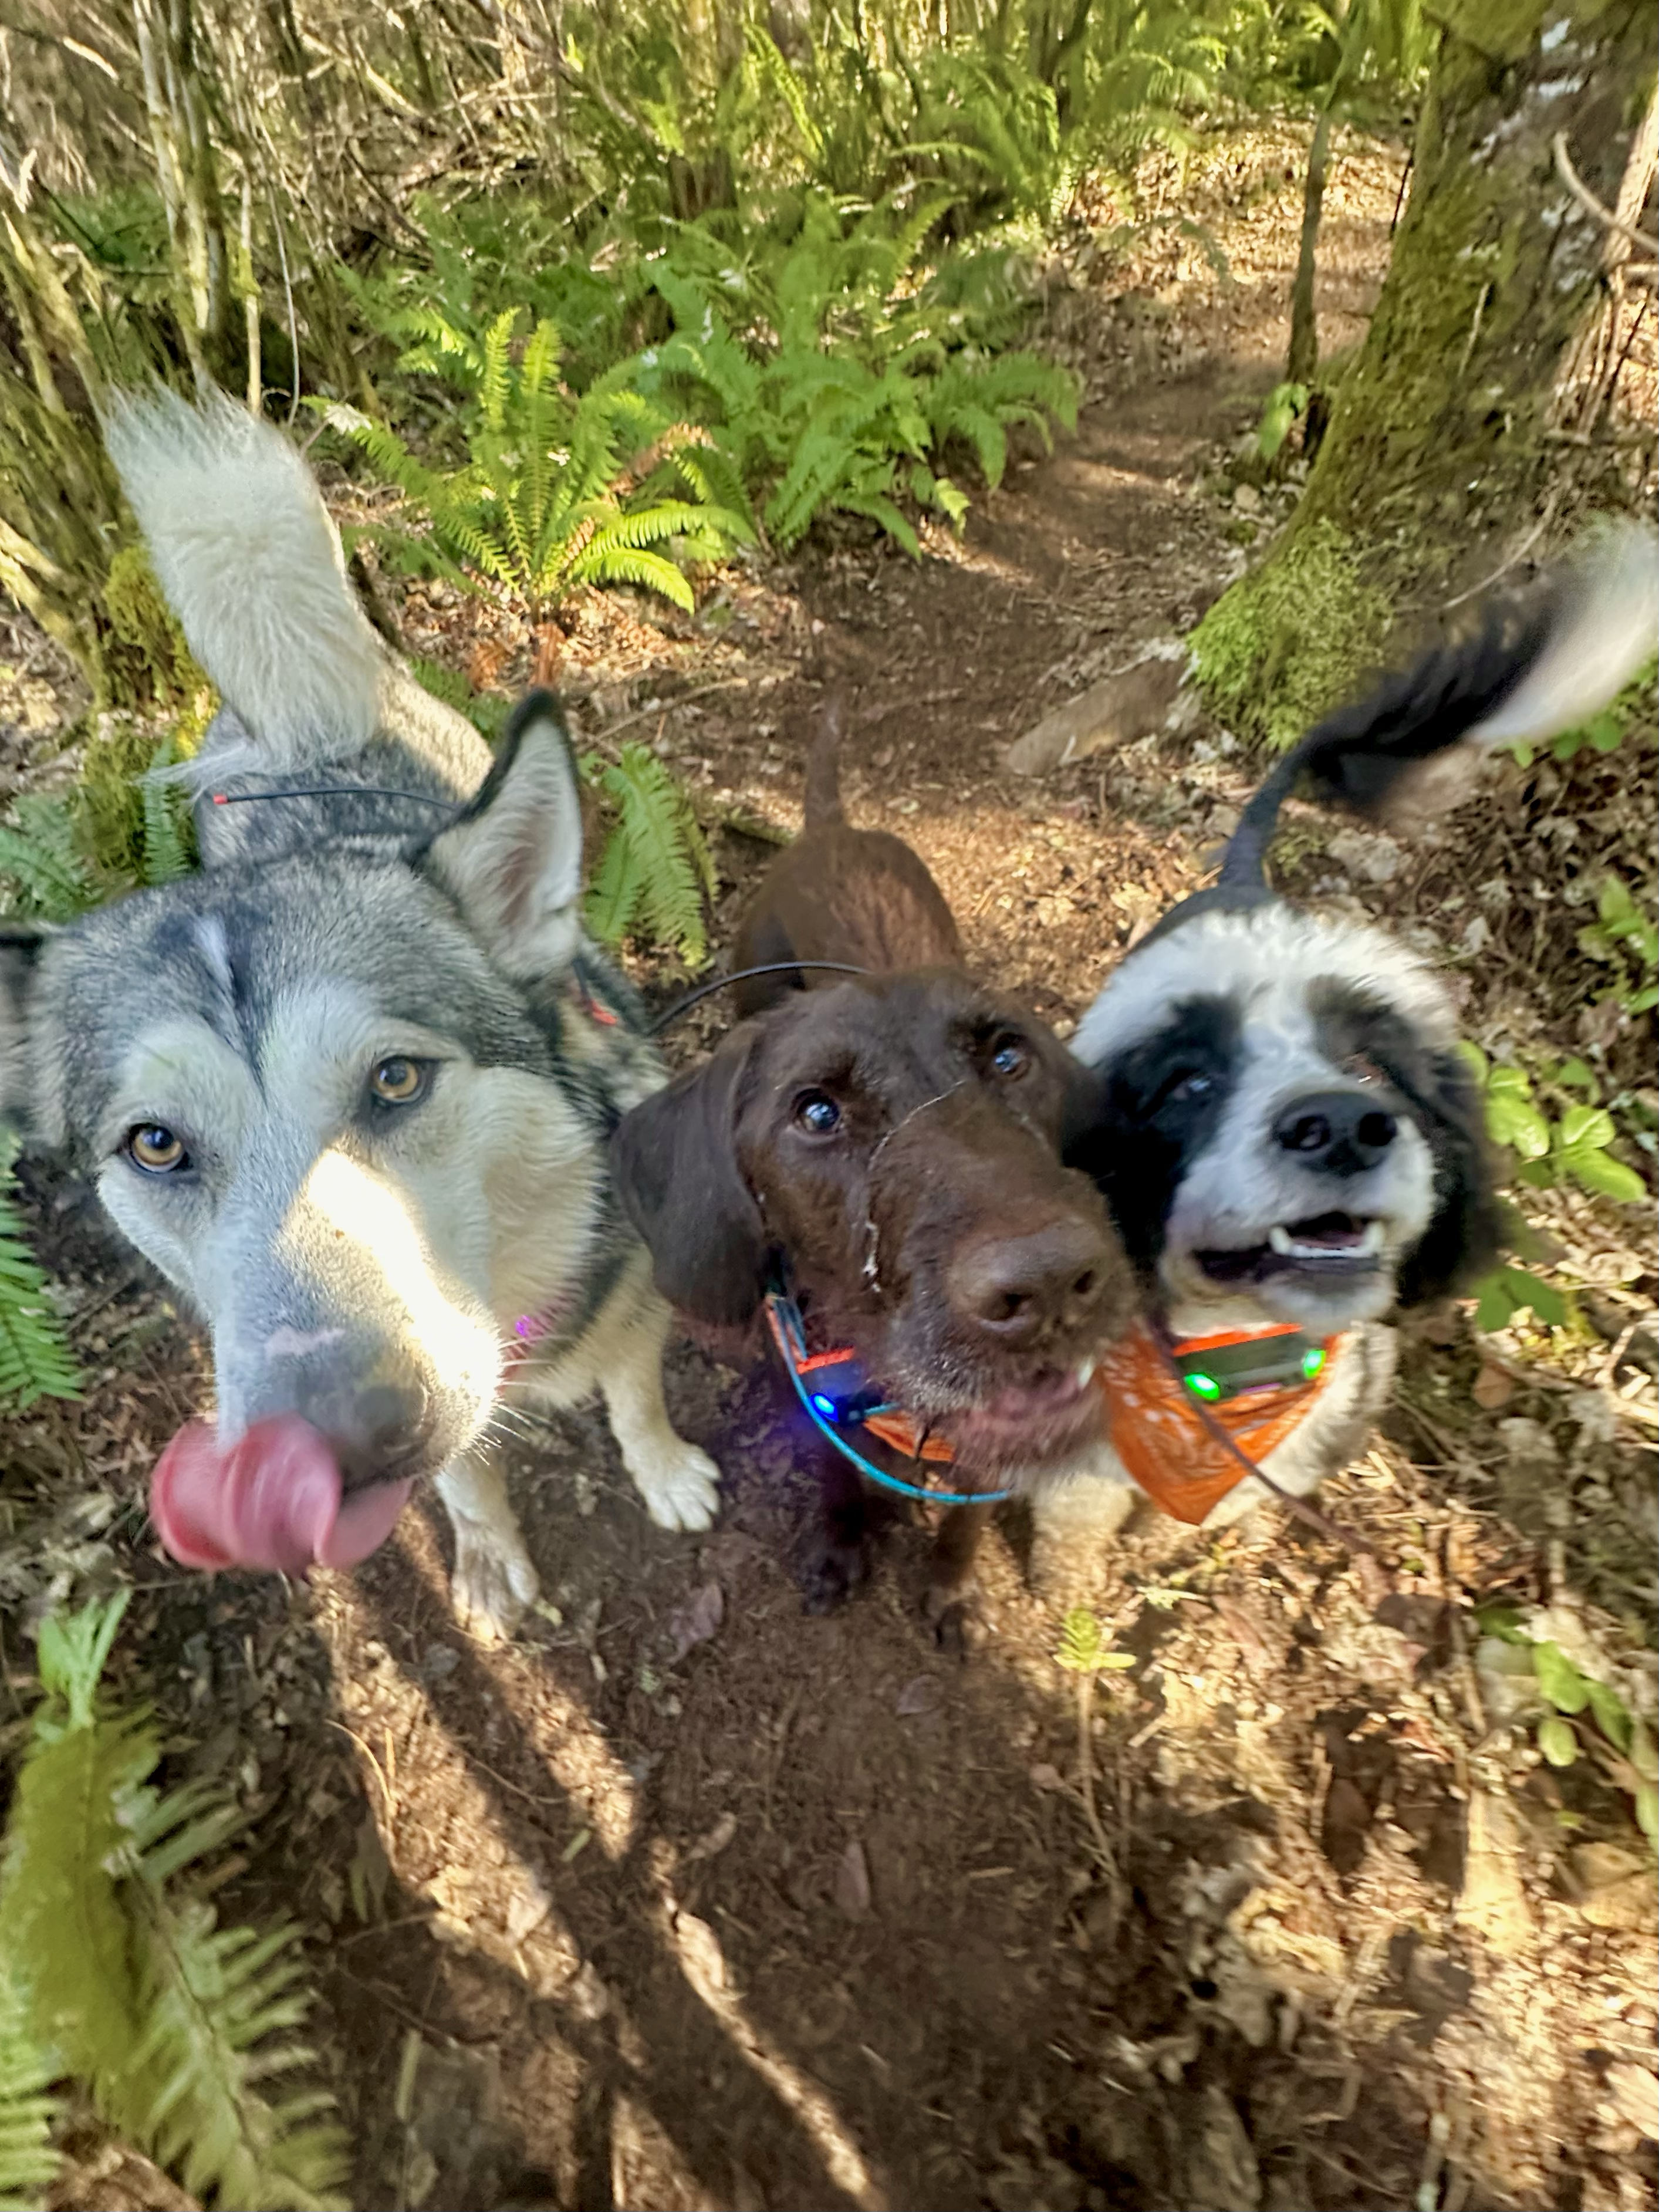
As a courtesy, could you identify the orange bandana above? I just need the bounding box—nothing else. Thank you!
[1096,1318,1343,1525]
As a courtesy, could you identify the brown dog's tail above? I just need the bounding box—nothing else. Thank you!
[802,688,847,832]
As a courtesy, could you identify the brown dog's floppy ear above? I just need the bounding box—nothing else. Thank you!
[610,1026,769,1328]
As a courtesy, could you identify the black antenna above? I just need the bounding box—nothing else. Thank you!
[648,961,869,1035]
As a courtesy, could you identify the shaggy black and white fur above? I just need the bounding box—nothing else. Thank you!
[1036,526,1657,1565]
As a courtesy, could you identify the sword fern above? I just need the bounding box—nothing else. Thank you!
[0,1593,350,2211]
[343,309,752,618]
[0,1149,81,1411]
[586,743,716,967]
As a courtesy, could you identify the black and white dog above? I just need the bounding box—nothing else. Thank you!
[1033,528,1657,1566]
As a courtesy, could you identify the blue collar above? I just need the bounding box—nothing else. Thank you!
[762,1286,1015,1508]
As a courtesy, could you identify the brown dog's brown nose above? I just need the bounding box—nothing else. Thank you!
[945,1217,1113,1346]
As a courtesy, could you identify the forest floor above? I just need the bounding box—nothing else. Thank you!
[4,125,1657,2212]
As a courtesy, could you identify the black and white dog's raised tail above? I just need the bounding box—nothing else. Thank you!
[1070,524,1657,1346]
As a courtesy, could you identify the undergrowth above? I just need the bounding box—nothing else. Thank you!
[0,1592,349,2208]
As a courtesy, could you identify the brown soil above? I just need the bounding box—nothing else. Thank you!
[4,129,1657,2212]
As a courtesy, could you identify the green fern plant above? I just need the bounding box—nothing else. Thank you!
[0,1147,82,1411]
[0,793,97,924]
[634,194,1077,553]
[0,1963,59,2212]
[0,1592,350,2211]
[337,309,751,619]
[586,744,716,967]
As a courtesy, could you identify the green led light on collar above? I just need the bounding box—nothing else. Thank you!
[1301,1345,1326,1380]
[1184,1370,1223,1402]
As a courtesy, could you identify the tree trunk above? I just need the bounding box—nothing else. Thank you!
[1194,0,1654,748]
[1286,106,1332,386]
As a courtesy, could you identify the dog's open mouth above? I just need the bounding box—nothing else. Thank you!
[941,1356,1103,1468]
[151,1417,415,1575]
[1197,1212,1384,1285]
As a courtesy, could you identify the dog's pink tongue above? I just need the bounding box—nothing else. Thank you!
[151,1416,413,1575]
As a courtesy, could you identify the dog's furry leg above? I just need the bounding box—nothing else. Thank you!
[437,1454,540,1642]
[924,1505,990,1653]
[1028,1453,1138,1608]
[596,1292,721,1533]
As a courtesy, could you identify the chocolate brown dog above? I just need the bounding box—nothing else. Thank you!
[612,694,1133,1639]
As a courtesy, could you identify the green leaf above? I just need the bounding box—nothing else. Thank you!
[1631,1721,1659,1784]
[1559,1144,1647,1203]
[0,1159,83,1411]
[1484,1066,1550,1159]
[1471,1264,1565,1332]
[1637,1781,1658,1848]
[1552,1056,1598,1093]
[1536,1714,1578,1768]
[1556,1103,1616,1152]
[0,1958,60,2212]
[1585,1678,1634,1754]
[1532,1641,1590,1715]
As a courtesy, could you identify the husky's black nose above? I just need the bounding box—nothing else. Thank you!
[280,1369,435,1491]
[1274,1090,1397,1176]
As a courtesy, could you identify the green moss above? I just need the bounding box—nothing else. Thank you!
[102,544,204,710]
[1189,519,1390,751]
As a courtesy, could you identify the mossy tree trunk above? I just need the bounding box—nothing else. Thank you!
[1195,0,1655,747]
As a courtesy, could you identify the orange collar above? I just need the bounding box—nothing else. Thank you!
[1098,1316,1342,1524]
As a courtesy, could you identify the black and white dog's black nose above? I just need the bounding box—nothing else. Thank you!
[1273,1090,1397,1175]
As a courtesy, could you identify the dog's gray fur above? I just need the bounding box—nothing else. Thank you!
[0,389,719,1636]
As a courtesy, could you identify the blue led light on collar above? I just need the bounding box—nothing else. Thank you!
[763,1287,1014,1508]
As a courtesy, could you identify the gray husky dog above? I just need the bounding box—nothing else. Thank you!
[0,389,719,1639]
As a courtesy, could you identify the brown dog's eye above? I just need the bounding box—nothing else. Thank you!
[989,1034,1031,1080]
[1345,1052,1386,1086]
[126,1124,189,1174]
[792,1089,841,1136]
[370,1056,431,1106]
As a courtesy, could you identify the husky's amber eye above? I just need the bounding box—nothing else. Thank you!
[126,1124,188,1174]
[370,1056,431,1105]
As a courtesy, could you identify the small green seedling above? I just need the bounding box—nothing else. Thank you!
[1254,381,1308,462]
[1577,876,1658,1019]
[1480,1607,1658,1846]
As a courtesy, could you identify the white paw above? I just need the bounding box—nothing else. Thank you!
[450,1517,540,1643]
[631,1440,721,1534]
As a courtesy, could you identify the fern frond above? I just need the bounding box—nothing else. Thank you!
[139,735,195,886]
[0,1595,349,2212]
[0,1962,59,2212]
[583,816,648,948]
[0,1159,82,1411]
[579,545,695,610]
[0,796,96,923]
[590,745,711,964]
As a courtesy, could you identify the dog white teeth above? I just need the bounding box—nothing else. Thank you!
[1360,1220,1384,1255]
[1268,1225,1294,1255]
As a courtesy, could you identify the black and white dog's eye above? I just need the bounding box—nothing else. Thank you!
[1345,1052,1386,1086]
[792,1089,842,1136]
[1170,1072,1214,1103]
[989,1034,1031,1079]
[126,1123,189,1174]
[370,1056,432,1106]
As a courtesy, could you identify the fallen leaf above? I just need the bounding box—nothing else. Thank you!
[1604,2062,1659,2140]
[834,1839,872,1919]
[1210,1595,1278,1680]
[1472,1362,1514,1410]
[505,1871,553,1944]
[1028,1762,1063,1791]
[895,1674,941,1718]
[685,1811,738,1864]
[667,1580,724,1661]
[672,1909,727,1997]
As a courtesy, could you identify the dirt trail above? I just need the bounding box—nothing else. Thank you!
[7,134,1656,2212]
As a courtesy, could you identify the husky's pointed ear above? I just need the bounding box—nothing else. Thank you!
[418,690,584,978]
[610,1026,769,1329]
[0,925,45,1133]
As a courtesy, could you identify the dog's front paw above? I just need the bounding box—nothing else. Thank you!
[450,1519,540,1643]
[631,1440,721,1534]
[924,1582,986,1656]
